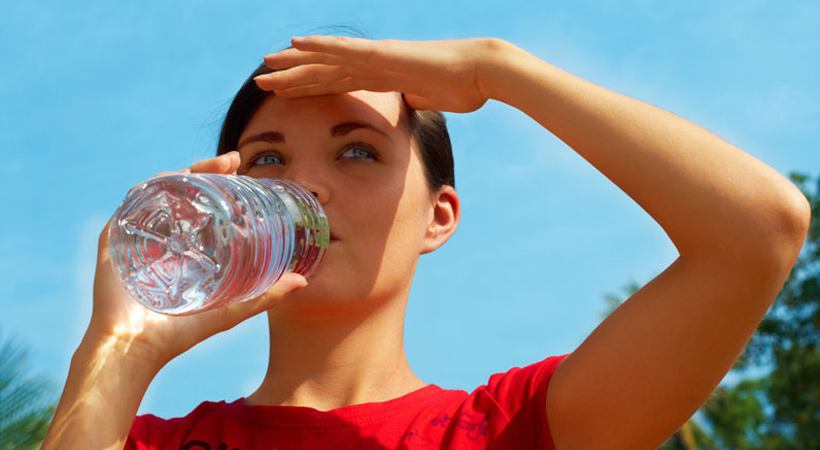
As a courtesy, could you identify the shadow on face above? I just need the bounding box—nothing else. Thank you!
[235,91,433,325]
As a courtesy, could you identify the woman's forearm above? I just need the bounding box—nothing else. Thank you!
[473,39,810,448]
[41,332,159,450]
[479,39,809,264]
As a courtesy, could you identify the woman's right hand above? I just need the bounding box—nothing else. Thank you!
[84,151,308,371]
[43,152,307,450]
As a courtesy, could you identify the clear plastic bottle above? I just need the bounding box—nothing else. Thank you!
[108,173,328,315]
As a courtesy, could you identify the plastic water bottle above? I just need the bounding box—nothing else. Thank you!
[108,173,329,315]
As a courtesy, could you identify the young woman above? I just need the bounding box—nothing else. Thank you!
[42,36,810,449]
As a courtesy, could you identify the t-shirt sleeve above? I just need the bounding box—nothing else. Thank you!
[480,354,569,450]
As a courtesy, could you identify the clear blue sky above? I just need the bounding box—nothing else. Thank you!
[1,1,818,418]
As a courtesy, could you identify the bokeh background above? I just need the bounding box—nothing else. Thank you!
[1,0,818,420]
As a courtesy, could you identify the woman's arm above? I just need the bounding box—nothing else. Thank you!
[41,153,307,450]
[480,39,811,449]
[258,37,811,449]
[40,331,159,450]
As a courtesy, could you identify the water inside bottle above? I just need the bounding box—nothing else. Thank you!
[111,178,231,313]
[109,174,327,315]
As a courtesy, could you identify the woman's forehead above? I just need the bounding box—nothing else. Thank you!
[247,91,406,133]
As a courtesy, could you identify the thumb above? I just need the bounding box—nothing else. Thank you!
[222,273,308,323]
[402,93,436,111]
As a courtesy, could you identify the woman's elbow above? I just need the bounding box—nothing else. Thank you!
[763,179,811,271]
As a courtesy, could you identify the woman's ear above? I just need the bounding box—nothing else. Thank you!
[421,186,460,255]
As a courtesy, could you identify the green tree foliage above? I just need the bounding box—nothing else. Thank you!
[604,172,819,449]
[0,331,55,450]
[699,379,769,449]
[657,419,719,450]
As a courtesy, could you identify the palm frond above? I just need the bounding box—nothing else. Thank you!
[0,331,56,450]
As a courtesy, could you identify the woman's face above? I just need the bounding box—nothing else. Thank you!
[236,91,439,316]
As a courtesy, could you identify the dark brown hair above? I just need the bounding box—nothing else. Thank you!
[216,63,455,191]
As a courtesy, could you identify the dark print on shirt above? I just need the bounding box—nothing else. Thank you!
[403,429,436,446]
[180,440,240,450]
[430,411,489,441]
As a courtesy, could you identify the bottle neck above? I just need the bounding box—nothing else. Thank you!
[253,178,329,277]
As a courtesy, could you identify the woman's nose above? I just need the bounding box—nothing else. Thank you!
[286,167,330,205]
[303,183,329,204]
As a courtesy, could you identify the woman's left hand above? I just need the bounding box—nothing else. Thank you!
[255,36,500,113]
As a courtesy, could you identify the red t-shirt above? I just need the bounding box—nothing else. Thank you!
[128,355,567,450]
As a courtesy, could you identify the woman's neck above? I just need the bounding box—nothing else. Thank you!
[245,295,426,411]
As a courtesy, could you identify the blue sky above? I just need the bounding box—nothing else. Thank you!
[1,1,818,418]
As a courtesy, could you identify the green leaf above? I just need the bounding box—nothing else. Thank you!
[0,331,56,450]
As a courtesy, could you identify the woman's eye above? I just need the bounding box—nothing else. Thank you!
[341,144,378,161]
[249,152,284,167]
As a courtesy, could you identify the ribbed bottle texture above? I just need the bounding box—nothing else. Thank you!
[108,174,328,315]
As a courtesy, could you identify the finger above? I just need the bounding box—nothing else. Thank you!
[402,93,437,111]
[124,153,238,202]
[290,35,375,59]
[291,36,413,70]
[126,167,191,196]
[189,151,240,174]
[227,151,241,174]
[263,48,344,70]
[255,64,350,92]
[260,64,419,97]
[225,151,241,173]
[273,79,364,98]
[222,273,308,323]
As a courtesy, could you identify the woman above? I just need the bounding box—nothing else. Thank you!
[42,36,810,449]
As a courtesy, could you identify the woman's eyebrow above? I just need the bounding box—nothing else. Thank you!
[237,131,285,149]
[331,121,395,143]
[237,121,394,149]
